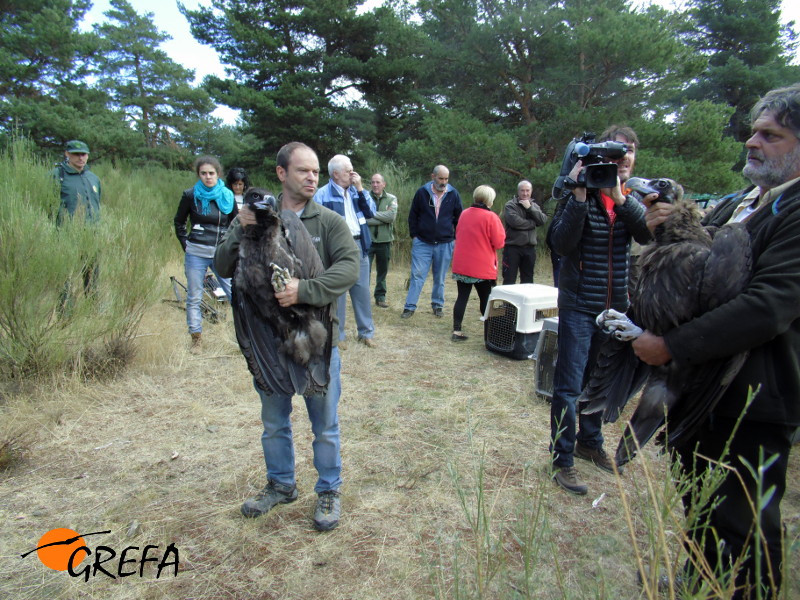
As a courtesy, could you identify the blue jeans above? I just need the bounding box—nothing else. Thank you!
[257,348,342,493]
[185,252,231,334]
[404,238,454,311]
[550,308,606,468]
[337,253,375,340]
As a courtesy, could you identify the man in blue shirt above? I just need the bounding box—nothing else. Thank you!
[314,154,377,348]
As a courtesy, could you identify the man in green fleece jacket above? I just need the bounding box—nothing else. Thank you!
[214,142,359,532]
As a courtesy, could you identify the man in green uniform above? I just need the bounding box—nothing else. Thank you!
[54,140,101,225]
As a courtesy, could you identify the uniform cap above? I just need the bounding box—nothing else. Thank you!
[65,140,90,154]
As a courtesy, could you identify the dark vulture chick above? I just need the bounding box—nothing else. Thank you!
[580,180,752,466]
[232,188,333,397]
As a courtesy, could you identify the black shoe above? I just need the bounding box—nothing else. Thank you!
[241,480,298,518]
[401,309,414,319]
[451,333,468,342]
[432,307,444,318]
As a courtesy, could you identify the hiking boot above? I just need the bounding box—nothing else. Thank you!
[376,300,389,308]
[358,336,376,348]
[401,309,414,319]
[189,332,202,354]
[338,340,348,350]
[575,442,621,474]
[241,480,298,518]
[313,490,341,531]
[553,466,588,495]
[432,307,444,318]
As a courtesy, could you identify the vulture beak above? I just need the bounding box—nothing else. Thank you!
[252,195,277,211]
[247,192,278,211]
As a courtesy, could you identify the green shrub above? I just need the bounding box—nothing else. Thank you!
[0,136,175,380]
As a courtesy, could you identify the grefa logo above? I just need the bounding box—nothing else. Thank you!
[22,528,179,581]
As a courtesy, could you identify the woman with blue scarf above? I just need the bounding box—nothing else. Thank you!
[174,156,238,352]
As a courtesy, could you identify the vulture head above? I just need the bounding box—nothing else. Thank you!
[242,187,280,237]
[626,177,684,205]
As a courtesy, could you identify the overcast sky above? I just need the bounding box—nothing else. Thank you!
[82,0,800,125]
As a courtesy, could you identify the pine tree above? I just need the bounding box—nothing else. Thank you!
[181,0,387,166]
[683,0,800,141]
[93,0,214,150]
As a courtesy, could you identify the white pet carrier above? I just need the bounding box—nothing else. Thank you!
[482,284,558,360]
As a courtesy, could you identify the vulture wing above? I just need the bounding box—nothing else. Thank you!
[613,218,752,465]
[231,190,333,398]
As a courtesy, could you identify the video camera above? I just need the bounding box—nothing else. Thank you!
[625,177,683,204]
[551,133,628,199]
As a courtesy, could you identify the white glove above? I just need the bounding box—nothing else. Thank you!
[596,309,643,341]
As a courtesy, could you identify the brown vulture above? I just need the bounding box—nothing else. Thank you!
[232,188,333,396]
[580,179,753,466]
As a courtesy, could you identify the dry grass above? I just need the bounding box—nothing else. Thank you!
[1,258,799,599]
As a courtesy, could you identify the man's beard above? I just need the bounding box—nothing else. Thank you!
[743,144,800,189]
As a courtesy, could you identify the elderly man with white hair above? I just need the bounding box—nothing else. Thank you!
[314,154,377,348]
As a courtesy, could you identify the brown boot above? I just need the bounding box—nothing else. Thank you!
[190,332,202,354]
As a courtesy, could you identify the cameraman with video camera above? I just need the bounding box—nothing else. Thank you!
[548,125,653,495]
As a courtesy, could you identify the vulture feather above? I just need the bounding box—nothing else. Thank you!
[580,179,753,466]
[232,188,333,396]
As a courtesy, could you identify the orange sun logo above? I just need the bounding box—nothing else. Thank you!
[35,528,88,571]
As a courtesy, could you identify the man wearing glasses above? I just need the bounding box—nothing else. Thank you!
[402,165,463,319]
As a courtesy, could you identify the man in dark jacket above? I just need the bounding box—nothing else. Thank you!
[635,84,800,599]
[548,125,651,495]
[502,180,547,284]
[402,165,463,318]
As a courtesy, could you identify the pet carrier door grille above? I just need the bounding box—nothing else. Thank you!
[484,299,519,354]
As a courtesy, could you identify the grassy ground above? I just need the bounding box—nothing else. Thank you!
[1,258,799,599]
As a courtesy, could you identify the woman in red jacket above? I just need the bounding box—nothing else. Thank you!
[450,185,506,341]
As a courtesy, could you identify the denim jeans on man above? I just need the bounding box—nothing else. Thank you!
[257,347,342,493]
[404,238,455,311]
[550,308,607,468]
[337,252,374,341]
[184,252,231,334]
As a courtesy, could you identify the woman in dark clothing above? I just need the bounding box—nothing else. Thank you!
[174,156,238,351]
[226,167,251,210]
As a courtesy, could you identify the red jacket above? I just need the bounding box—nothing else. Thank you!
[451,204,506,280]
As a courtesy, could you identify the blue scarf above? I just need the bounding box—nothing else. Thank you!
[193,180,234,215]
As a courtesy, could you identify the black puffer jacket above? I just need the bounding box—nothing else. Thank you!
[549,191,650,315]
[174,188,238,251]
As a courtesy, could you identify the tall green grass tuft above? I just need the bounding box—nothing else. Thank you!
[0,136,178,380]
[433,390,796,599]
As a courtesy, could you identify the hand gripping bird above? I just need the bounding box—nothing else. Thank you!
[231,188,333,396]
[580,179,753,466]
